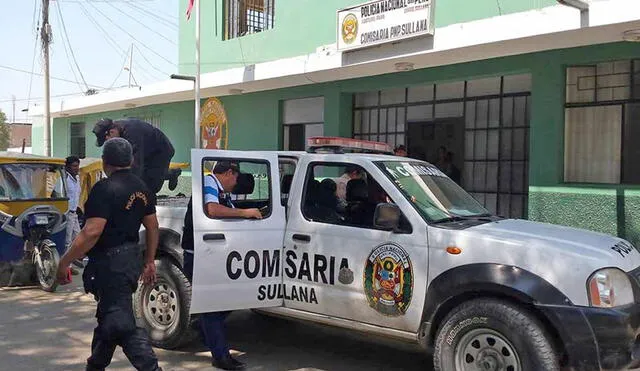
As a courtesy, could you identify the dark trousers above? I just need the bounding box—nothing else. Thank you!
[84,247,161,371]
[183,251,231,360]
[133,153,172,195]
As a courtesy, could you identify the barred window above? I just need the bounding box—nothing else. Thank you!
[564,60,640,184]
[224,0,275,40]
[353,74,532,219]
[129,112,161,128]
[69,122,86,158]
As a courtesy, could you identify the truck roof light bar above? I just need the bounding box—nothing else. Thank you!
[306,137,393,154]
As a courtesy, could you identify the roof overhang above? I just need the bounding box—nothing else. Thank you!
[38,0,640,118]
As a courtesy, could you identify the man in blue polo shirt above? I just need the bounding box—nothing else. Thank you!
[181,161,261,370]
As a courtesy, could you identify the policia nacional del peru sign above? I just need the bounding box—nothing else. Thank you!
[337,0,435,51]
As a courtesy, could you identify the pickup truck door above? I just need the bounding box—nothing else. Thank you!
[282,158,428,333]
[190,150,286,314]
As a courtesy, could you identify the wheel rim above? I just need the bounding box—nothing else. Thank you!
[36,249,56,288]
[454,328,521,371]
[143,279,179,330]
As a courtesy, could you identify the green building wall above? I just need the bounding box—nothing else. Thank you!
[177,0,558,75]
[49,42,640,245]
[50,101,195,164]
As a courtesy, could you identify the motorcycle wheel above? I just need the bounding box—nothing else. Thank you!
[36,246,60,292]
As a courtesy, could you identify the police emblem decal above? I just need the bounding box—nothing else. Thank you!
[338,267,354,285]
[341,13,358,44]
[364,243,413,316]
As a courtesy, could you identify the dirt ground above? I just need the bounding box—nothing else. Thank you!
[0,278,430,370]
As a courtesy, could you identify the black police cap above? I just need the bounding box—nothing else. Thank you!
[93,118,115,147]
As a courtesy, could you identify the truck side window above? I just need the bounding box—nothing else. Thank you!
[202,159,273,219]
[279,158,297,207]
[302,163,407,231]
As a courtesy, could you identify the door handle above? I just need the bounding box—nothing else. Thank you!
[292,234,311,242]
[203,233,225,241]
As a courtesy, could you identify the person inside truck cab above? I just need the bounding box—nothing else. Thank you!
[336,166,363,207]
[346,178,392,227]
[181,161,261,371]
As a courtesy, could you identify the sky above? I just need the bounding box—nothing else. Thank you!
[0,0,180,123]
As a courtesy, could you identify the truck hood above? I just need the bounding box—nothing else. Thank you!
[428,218,640,306]
[469,219,640,272]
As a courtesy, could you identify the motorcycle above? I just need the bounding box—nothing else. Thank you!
[0,153,68,292]
[22,208,64,292]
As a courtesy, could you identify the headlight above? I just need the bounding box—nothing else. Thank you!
[587,268,634,307]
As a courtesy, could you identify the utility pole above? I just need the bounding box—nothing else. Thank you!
[128,44,134,88]
[194,0,201,149]
[11,95,15,123]
[41,0,51,156]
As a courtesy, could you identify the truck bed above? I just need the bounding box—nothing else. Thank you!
[156,196,188,238]
[157,195,189,208]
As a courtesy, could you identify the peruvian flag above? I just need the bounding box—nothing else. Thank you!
[186,0,194,20]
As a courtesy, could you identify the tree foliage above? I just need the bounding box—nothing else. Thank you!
[0,110,10,151]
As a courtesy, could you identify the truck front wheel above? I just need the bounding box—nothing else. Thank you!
[433,298,560,371]
[134,257,196,349]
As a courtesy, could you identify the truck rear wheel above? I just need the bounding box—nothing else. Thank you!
[134,257,196,349]
[433,298,559,371]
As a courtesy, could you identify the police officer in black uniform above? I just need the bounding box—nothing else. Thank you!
[57,138,162,371]
[92,117,178,194]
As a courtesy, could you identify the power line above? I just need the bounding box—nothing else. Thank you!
[57,0,155,2]
[53,2,85,93]
[125,2,178,30]
[131,57,159,81]
[108,47,130,89]
[123,1,178,30]
[124,0,177,24]
[133,44,170,77]
[0,91,87,104]
[76,2,163,81]
[55,1,90,90]
[31,0,39,34]
[104,1,177,46]
[77,3,126,58]
[86,1,177,68]
[27,0,41,107]
[0,64,105,88]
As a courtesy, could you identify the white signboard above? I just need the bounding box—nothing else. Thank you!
[337,0,435,51]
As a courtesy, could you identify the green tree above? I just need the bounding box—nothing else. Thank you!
[0,110,10,151]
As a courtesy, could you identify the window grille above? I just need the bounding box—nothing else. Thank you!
[225,0,275,40]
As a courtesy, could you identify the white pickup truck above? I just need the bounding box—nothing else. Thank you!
[134,138,640,371]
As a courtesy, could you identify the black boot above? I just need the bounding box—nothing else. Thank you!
[212,354,245,370]
[167,169,181,191]
[230,356,245,368]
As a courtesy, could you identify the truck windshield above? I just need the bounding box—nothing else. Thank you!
[0,163,66,201]
[377,161,489,222]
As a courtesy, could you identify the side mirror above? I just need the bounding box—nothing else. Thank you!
[374,203,401,231]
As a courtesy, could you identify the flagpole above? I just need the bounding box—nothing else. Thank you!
[194,0,201,149]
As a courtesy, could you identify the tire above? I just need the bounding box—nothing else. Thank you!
[36,247,59,293]
[133,257,197,349]
[433,298,560,371]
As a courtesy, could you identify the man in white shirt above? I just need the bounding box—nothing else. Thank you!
[335,165,364,209]
[64,156,82,275]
